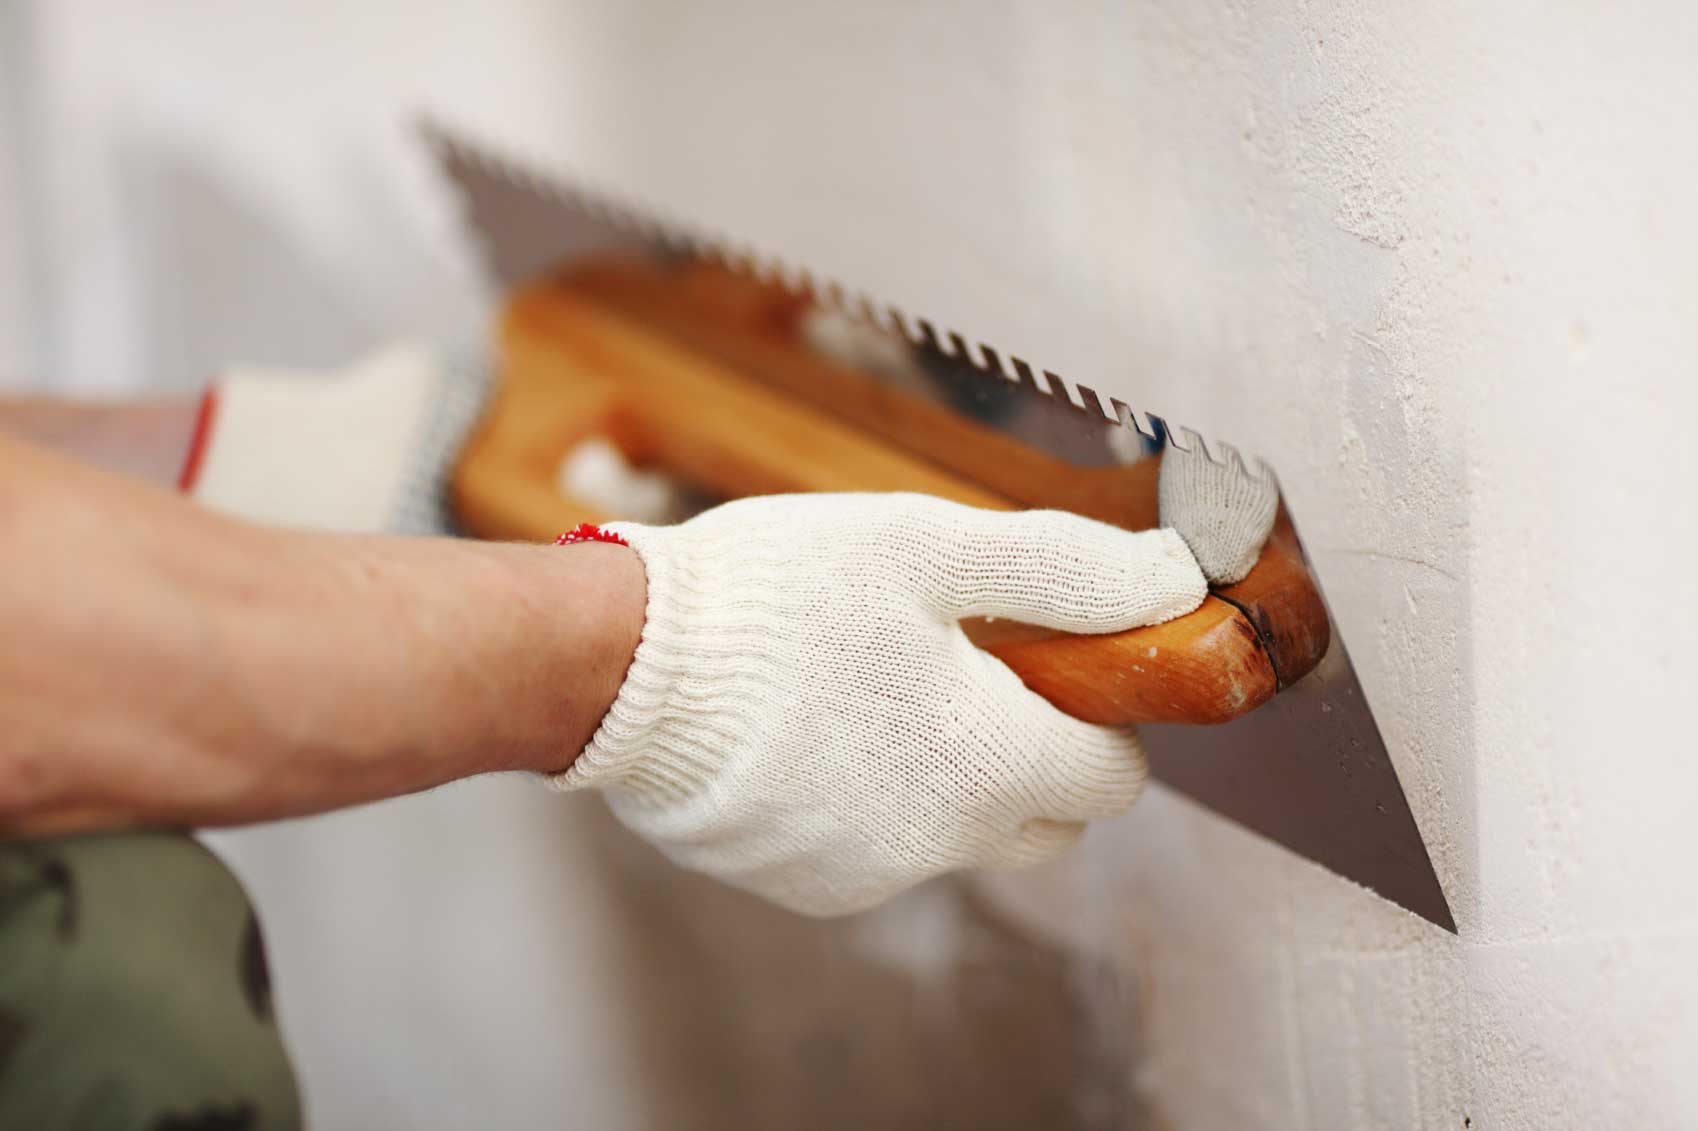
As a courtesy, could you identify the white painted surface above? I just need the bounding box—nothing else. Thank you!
[7,1,1697,1127]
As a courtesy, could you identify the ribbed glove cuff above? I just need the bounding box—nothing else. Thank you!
[550,521,732,801]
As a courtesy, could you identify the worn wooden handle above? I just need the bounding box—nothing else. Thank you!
[453,275,1328,725]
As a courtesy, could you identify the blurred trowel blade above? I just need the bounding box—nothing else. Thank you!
[423,120,1455,933]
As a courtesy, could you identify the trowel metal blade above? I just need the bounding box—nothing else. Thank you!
[423,121,1455,933]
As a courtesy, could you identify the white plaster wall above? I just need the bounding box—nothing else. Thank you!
[7,1,1698,1127]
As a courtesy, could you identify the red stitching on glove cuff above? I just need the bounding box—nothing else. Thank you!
[554,523,629,548]
[176,384,221,493]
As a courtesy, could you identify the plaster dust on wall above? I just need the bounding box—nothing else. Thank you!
[8,0,1698,1128]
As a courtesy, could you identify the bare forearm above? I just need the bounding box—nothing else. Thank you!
[0,436,643,836]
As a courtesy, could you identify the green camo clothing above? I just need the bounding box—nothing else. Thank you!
[0,832,301,1131]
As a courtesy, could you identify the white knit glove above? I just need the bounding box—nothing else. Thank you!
[554,493,1207,916]
[183,344,489,535]
[1157,432,1279,585]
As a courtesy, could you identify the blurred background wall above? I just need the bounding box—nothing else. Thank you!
[4,2,1697,1128]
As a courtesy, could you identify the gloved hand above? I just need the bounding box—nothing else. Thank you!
[182,344,488,535]
[554,492,1207,916]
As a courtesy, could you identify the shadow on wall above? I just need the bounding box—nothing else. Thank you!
[116,130,373,387]
[113,119,478,389]
[568,799,1151,1131]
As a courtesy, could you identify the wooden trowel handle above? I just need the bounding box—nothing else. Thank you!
[453,280,1328,726]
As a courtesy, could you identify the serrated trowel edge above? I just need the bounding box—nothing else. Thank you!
[420,118,1275,491]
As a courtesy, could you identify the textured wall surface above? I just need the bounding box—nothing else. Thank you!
[526,5,1698,1124]
[7,2,1697,1128]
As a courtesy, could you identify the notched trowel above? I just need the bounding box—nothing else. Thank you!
[424,121,1455,932]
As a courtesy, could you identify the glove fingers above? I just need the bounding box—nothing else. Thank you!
[970,646,1151,823]
[936,508,1206,633]
[1156,434,1279,585]
[1031,714,1149,821]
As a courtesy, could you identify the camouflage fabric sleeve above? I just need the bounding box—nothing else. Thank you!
[0,832,301,1131]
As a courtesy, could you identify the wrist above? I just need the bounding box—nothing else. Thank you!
[495,541,646,777]
[552,517,765,799]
